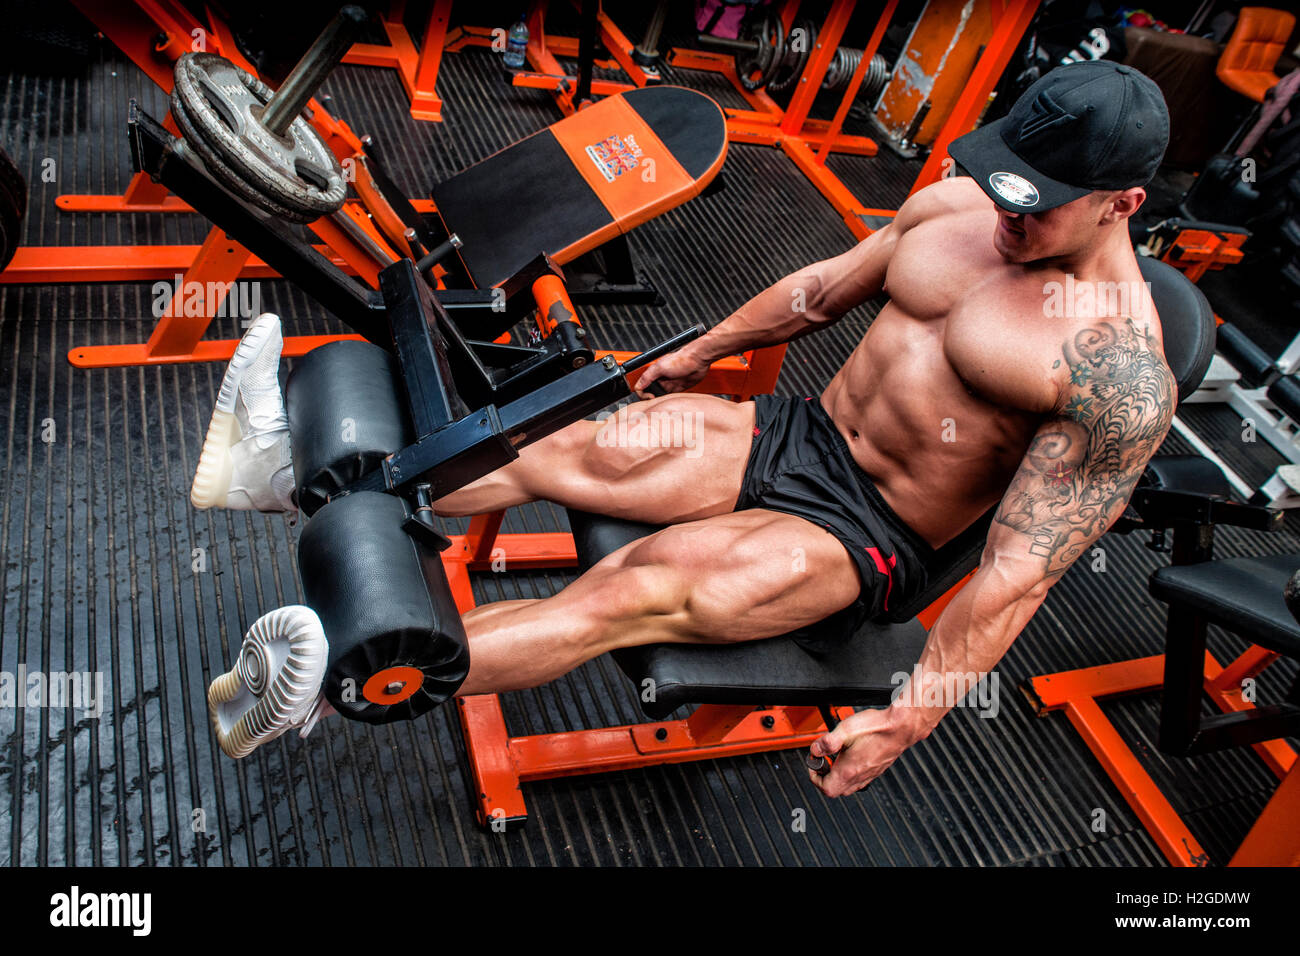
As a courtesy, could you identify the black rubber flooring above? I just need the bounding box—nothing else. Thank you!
[0,2,1296,866]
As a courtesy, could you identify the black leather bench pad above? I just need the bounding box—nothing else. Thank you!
[1150,553,1300,657]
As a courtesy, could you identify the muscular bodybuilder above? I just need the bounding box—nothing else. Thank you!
[195,61,1174,794]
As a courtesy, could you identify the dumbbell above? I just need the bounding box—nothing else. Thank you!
[170,5,369,221]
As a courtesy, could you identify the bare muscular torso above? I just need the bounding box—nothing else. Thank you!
[820,180,1163,549]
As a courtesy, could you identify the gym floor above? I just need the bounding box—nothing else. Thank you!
[1,7,1297,866]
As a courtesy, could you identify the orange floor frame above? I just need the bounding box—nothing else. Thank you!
[342,0,452,121]
[1028,647,1300,866]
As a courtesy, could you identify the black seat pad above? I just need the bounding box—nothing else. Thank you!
[1150,554,1300,657]
[1138,255,1215,403]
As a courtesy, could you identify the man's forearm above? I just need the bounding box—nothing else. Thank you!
[882,570,1047,743]
[684,267,834,364]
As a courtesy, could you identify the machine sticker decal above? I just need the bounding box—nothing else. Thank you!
[586,133,643,182]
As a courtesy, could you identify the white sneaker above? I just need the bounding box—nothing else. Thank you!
[191,313,297,512]
[208,605,330,759]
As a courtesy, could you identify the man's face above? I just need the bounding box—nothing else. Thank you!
[991,189,1141,263]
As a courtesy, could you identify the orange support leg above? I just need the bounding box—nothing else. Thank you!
[1229,759,1300,865]
[344,0,451,121]
[1028,646,1298,867]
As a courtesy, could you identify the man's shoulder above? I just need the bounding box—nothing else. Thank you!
[895,177,991,231]
[1050,313,1177,443]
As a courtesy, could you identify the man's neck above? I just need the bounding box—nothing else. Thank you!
[1027,224,1130,280]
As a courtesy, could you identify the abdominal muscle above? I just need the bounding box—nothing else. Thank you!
[817,308,1041,549]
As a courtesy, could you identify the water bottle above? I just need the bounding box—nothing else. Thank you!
[503,18,528,69]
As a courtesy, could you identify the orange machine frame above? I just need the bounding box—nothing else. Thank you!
[1028,646,1300,866]
[1158,228,1248,283]
[341,0,453,121]
[5,0,426,368]
[669,0,1040,240]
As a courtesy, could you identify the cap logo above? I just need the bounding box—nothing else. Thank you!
[1017,90,1078,143]
[989,172,1040,206]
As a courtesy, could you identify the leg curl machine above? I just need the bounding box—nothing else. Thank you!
[119,35,710,753]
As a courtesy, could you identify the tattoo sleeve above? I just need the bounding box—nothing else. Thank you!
[993,317,1175,577]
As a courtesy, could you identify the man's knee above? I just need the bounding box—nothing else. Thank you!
[562,558,693,651]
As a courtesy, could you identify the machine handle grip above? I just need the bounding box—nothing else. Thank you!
[805,753,833,776]
[807,705,839,776]
[622,323,705,375]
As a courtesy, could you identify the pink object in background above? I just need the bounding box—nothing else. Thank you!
[696,0,762,41]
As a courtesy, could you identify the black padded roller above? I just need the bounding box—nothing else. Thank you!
[298,491,469,724]
[1267,374,1300,424]
[286,340,414,515]
[1217,322,1278,389]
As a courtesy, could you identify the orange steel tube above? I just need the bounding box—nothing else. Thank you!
[1029,646,1298,865]
[911,0,1039,195]
[144,227,250,358]
[1063,696,1211,866]
[531,273,579,334]
[1229,760,1300,865]
[815,0,898,164]
[779,0,853,135]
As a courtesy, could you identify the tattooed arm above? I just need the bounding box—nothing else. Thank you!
[811,317,1175,797]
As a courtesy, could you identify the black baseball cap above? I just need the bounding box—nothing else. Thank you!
[949,60,1169,213]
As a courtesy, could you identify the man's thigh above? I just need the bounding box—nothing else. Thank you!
[592,507,863,648]
[534,393,758,524]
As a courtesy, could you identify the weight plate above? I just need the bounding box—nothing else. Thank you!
[171,52,345,220]
[767,18,814,94]
[171,91,317,223]
[737,9,784,92]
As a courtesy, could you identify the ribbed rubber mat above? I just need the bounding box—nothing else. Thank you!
[1,9,1297,867]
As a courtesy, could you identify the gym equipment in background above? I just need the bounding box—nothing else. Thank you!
[0,147,26,274]
[696,5,890,98]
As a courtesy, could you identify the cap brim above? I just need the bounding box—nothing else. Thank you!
[948,119,1093,213]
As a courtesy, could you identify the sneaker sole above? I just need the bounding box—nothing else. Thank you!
[208,605,328,759]
[190,315,281,510]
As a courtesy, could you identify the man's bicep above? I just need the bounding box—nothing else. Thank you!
[809,223,898,318]
[990,319,1176,578]
[808,181,954,318]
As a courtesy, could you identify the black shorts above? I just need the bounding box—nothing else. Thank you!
[734,394,935,654]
